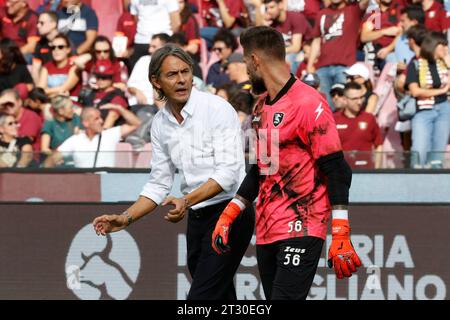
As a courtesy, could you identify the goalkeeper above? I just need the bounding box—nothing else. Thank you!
[212,26,362,300]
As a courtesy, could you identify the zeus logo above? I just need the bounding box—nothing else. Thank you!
[315,103,324,121]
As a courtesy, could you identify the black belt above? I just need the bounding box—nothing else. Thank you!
[188,199,231,219]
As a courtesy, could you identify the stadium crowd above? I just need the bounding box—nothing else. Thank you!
[0,0,449,169]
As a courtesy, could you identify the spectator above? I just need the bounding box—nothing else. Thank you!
[178,0,201,57]
[405,31,450,168]
[129,0,180,71]
[395,24,428,94]
[0,88,42,151]
[330,83,346,111]
[127,33,170,106]
[0,113,33,168]
[115,3,137,59]
[333,82,383,168]
[394,25,428,153]
[224,52,255,121]
[0,0,39,56]
[44,106,140,168]
[36,0,62,13]
[206,28,237,88]
[25,87,53,122]
[57,0,98,54]
[40,95,80,155]
[215,82,236,101]
[301,72,320,89]
[0,38,33,92]
[200,0,249,48]
[32,10,60,84]
[261,0,310,73]
[307,0,369,110]
[38,33,81,99]
[73,35,129,91]
[344,63,378,114]
[125,98,165,150]
[392,5,425,71]
[422,0,446,32]
[360,0,402,71]
[286,0,321,25]
[79,59,129,129]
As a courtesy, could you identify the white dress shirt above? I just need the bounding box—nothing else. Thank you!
[140,87,246,209]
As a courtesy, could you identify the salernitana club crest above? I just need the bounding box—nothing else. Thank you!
[273,112,284,127]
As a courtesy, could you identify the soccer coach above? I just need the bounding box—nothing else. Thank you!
[93,44,255,300]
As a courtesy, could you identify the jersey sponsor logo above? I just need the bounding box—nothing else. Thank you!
[358,121,368,130]
[429,11,435,18]
[314,103,324,121]
[273,112,284,127]
[321,13,344,41]
[336,124,348,129]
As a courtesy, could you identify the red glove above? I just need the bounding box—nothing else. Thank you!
[328,219,362,279]
[212,201,241,254]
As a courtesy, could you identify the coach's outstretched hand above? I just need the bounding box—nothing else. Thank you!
[212,202,242,254]
[93,214,128,235]
[328,219,362,279]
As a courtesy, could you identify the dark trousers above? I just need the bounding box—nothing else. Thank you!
[186,200,255,300]
[256,236,324,300]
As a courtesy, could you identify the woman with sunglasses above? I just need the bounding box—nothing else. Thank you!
[38,33,81,99]
[0,38,34,92]
[73,35,128,91]
[0,114,33,168]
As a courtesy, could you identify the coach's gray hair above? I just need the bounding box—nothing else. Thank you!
[148,44,194,101]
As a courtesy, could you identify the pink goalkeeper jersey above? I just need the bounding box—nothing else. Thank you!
[253,76,342,244]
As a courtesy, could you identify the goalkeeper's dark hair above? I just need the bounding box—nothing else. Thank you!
[240,26,286,62]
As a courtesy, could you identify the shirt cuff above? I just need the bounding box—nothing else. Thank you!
[210,171,236,193]
[139,186,167,205]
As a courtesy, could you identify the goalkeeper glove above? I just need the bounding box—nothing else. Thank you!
[328,218,362,279]
[212,201,242,254]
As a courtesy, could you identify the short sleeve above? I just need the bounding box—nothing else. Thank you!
[224,0,243,18]
[405,60,419,89]
[41,120,53,135]
[291,12,309,35]
[104,126,122,142]
[85,7,99,31]
[166,0,180,13]
[26,13,39,39]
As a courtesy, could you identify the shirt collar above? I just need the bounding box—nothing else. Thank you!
[161,87,198,122]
